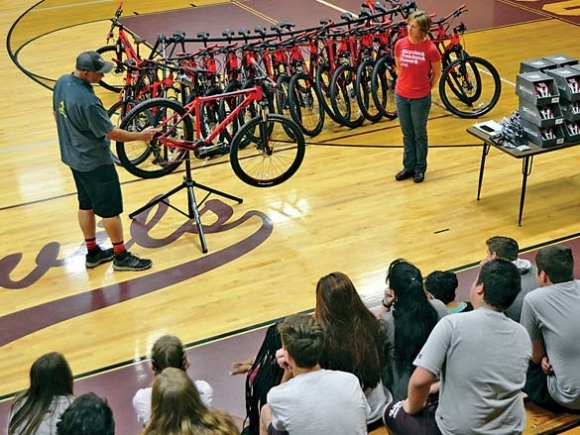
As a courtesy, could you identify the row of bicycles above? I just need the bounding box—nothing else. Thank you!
[99,0,502,187]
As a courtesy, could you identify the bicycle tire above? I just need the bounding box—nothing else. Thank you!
[330,64,365,129]
[371,56,398,120]
[439,56,502,119]
[236,78,275,149]
[230,114,305,187]
[96,45,126,93]
[107,98,142,165]
[288,73,325,137]
[315,63,343,125]
[355,58,382,123]
[199,86,224,139]
[117,98,191,179]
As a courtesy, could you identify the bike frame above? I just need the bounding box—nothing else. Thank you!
[157,86,265,150]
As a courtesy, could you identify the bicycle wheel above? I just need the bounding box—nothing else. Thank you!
[315,63,342,125]
[199,86,224,140]
[371,56,397,120]
[355,58,382,123]
[230,114,305,187]
[107,98,141,165]
[96,45,126,93]
[439,56,502,119]
[288,72,325,137]
[330,64,365,129]
[117,98,191,179]
[236,79,275,149]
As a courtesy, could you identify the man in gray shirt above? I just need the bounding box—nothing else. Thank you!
[485,235,538,322]
[383,260,532,435]
[520,244,580,411]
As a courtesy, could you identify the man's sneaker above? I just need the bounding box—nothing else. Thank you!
[113,251,153,271]
[85,247,114,269]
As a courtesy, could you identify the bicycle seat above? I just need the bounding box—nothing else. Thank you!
[172,31,186,42]
[238,28,251,37]
[197,31,210,40]
[222,29,235,39]
[340,12,354,21]
[374,2,389,13]
[254,25,267,36]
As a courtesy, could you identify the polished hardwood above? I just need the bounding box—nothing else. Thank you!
[524,402,580,435]
[1,0,580,400]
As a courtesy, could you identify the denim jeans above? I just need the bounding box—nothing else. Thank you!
[395,93,432,174]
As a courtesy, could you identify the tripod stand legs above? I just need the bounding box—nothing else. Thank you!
[128,154,243,253]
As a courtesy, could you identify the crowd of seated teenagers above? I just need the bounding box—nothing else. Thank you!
[6,237,580,435]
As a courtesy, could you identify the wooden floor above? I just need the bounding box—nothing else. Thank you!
[1,0,580,401]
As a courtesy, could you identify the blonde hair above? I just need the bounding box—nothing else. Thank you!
[408,10,432,35]
[143,368,238,435]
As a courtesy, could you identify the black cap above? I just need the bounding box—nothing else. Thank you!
[75,51,114,74]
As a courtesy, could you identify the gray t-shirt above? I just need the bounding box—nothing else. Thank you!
[267,369,369,435]
[505,259,538,322]
[53,74,114,171]
[520,280,580,409]
[414,308,531,435]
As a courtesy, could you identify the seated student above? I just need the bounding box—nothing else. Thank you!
[485,235,537,322]
[380,260,441,402]
[384,259,532,435]
[144,368,238,435]
[315,272,391,425]
[9,352,75,435]
[57,393,114,435]
[424,270,473,314]
[260,313,369,435]
[132,335,213,426]
[520,244,580,412]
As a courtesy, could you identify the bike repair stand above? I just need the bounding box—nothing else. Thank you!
[128,152,243,253]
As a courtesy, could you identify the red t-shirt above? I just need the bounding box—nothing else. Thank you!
[394,37,441,99]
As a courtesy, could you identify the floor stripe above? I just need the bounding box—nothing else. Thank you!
[0,139,57,154]
[31,0,110,12]
[232,0,278,25]
[315,0,358,17]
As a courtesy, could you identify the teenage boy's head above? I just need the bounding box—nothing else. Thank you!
[536,245,574,284]
[278,313,325,369]
[57,393,115,435]
[486,236,519,262]
[474,259,521,310]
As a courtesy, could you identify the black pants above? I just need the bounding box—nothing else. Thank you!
[523,361,579,413]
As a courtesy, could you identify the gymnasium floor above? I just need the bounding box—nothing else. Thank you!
[2,0,580,433]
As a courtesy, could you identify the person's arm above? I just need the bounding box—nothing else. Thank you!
[403,367,436,414]
[106,126,157,142]
[430,60,442,90]
[530,338,547,365]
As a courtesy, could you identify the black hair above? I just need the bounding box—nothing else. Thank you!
[536,245,574,284]
[57,393,115,435]
[476,259,521,310]
[424,270,458,305]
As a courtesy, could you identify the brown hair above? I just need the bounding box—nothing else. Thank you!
[144,368,238,435]
[408,10,432,35]
[151,335,187,374]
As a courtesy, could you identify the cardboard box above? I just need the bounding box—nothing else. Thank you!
[519,99,563,128]
[542,54,578,68]
[520,118,565,148]
[562,120,580,145]
[519,57,557,74]
[545,67,580,102]
[516,72,560,105]
[559,99,580,122]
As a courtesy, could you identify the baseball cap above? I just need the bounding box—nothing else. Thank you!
[75,51,114,74]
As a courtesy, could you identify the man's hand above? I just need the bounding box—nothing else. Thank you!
[229,359,254,375]
[139,126,159,141]
[275,348,290,371]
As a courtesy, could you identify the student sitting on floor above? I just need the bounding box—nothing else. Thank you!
[424,270,473,314]
[132,335,213,426]
[57,393,114,435]
[260,313,369,435]
[380,260,442,402]
[521,244,580,412]
[384,259,532,435]
[315,271,391,426]
[9,352,75,435]
[144,368,238,435]
[484,235,537,322]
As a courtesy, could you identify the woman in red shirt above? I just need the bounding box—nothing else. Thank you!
[394,11,441,183]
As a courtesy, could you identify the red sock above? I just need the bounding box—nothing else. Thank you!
[113,241,126,256]
[85,238,98,252]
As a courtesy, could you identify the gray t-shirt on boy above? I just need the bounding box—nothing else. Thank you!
[520,280,580,410]
[414,308,531,435]
[267,369,369,435]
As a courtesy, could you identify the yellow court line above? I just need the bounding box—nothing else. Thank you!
[232,0,278,25]
[315,0,358,17]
